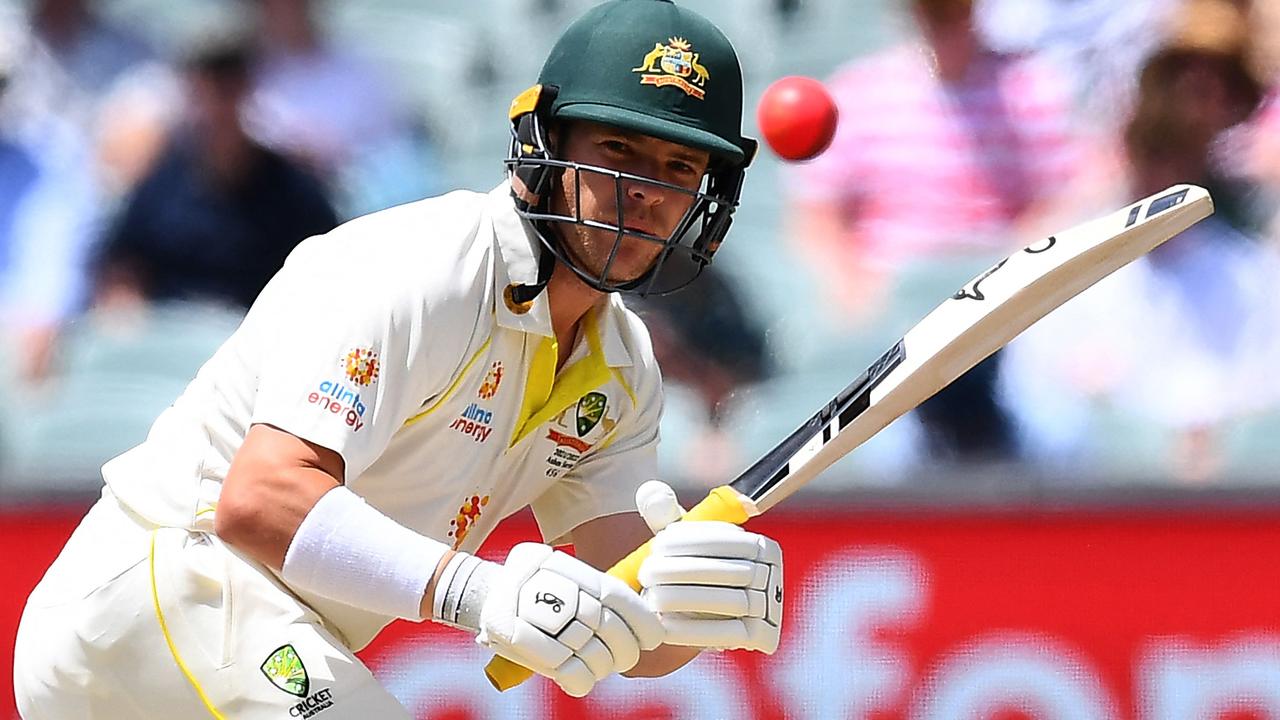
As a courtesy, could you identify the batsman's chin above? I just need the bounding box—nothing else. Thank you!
[594,254,663,285]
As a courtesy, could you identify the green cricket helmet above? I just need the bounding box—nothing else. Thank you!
[505,0,757,298]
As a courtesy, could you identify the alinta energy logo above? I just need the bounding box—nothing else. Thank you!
[343,347,380,387]
[450,402,495,443]
[448,494,490,548]
[305,348,376,432]
[307,380,367,432]
[632,36,709,99]
[478,361,503,400]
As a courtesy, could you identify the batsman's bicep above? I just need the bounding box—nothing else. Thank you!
[217,424,344,568]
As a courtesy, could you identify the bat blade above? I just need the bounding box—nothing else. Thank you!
[733,184,1213,513]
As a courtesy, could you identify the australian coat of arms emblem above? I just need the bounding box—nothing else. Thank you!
[632,37,709,99]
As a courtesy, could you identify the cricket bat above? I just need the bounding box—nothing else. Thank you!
[486,183,1214,690]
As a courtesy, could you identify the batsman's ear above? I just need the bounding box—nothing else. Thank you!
[635,480,685,534]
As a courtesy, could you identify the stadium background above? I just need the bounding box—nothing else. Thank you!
[1,0,1278,717]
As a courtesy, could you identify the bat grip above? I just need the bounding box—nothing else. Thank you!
[484,485,754,691]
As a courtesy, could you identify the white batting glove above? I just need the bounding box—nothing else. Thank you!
[470,543,665,697]
[635,481,784,654]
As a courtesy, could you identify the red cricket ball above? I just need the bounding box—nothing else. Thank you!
[756,75,839,162]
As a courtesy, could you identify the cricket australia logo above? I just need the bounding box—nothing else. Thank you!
[632,37,709,99]
[261,644,336,717]
[544,393,617,478]
[261,644,309,697]
[576,392,607,436]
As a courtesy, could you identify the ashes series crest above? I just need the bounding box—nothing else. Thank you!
[632,37,709,99]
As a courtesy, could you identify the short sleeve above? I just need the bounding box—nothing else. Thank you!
[249,238,470,481]
[530,363,664,546]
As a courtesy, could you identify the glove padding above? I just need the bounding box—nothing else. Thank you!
[635,481,783,654]
[477,542,665,697]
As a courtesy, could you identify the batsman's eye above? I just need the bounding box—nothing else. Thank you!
[600,139,630,156]
[669,160,696,175]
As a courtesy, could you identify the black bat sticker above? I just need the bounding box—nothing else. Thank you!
[953,258,1007,301]
[735,340,906,501]
[1125,187,1189,227]
[952,236,1058,301]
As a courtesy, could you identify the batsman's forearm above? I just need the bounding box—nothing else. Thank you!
[624,645,701,678]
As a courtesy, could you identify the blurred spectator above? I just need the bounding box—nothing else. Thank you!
[244,0,441,217]
[0,0,156,128]
[94,37,337,312]
[1146,0,1270,236]
[1214,0,1280,233]
[29,0,154,100]
[1000,0,1280,483]
[5,0,166,198]
[91,61,183,201]
[784,0,1081,461]
[0,26,100,383]
[1239,88,1280,195]
[975,0,1170,132]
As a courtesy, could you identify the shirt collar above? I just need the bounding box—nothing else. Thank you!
[487,182,634,368]
[593,296,635,368]
[490,182,554,337]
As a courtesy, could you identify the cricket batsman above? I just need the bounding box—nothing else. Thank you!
[13,0,785,716]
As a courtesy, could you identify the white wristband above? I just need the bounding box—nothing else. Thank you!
[281,486,447,621]
[431,552,468,621]
[431,551,495,632]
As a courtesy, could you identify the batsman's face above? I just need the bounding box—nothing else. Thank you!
[550,121,711,284]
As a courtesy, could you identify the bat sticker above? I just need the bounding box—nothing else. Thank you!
[1146,187,1189,218]
[1125,187,1189,228]
[836,340,906,429]
[1025,236,1057,254]
[742,340,906,499]
[953,259,1007,301]
[953,236,1059,301]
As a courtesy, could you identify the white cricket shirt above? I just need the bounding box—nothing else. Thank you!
[101,183,664,648]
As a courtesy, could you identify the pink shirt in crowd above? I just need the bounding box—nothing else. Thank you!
[790,44,1080,267]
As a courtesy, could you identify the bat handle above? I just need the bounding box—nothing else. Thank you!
[484,485,755,691]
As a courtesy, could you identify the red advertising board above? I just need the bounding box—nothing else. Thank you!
[4,504,1279,719]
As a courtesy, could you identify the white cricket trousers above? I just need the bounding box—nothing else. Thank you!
[13,488,411,719]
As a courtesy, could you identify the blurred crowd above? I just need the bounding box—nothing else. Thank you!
[0,0,1277,497]
[772,0,1280,487]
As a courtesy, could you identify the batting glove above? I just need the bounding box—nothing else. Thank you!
[635,480,784,654]
[469,543,665,697]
